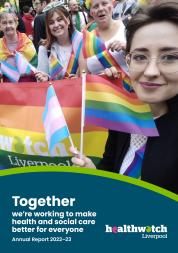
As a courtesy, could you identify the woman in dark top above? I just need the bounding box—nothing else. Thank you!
[71,1,178,194]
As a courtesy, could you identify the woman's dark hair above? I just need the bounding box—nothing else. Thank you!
[45,6,74,49]
[126,1,178,53]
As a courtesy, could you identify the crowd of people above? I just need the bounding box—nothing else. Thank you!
[0,0,140,81]
[0,0,177,193]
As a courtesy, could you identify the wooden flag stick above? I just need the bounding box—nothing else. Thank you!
[68,135,75,149]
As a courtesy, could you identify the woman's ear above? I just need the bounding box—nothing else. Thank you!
[14,16,19,29]
[15,21,19,29]
[125,54,131,68]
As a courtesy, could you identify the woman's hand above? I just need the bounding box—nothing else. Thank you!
[104,66,120,79]
[107,40,126,52]
[35,71,49,82]
[69,146,96,169]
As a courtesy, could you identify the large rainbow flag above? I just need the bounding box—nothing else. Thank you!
[85,75,159,136]
[0,77,107,169]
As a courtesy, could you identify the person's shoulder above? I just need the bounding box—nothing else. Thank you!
[18,32,32,42]
[38,44,48,52]
[34,13,45,22]
[115,19,125,27]
[167,95,178,114]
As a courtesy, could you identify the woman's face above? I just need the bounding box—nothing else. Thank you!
[128,21,178,104]
[48,11,69,39]
[90,0,113,27]
[0,14,17,38]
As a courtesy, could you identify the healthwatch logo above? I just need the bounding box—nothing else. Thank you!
[105,224,168,239]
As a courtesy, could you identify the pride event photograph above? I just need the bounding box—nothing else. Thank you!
[0,0,177,252]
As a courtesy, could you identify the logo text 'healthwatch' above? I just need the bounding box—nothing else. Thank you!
[105,224,168,239]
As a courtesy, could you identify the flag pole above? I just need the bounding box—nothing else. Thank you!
[80,70,86,159]
[68,135,74,149]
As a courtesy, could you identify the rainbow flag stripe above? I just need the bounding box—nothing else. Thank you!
[83,29,105,58]
[66,53,78,75]
[97,50,117,69]
[85,75,159,136]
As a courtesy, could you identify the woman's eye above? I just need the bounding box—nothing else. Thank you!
[92,4,98,9]
[132,54,147,62]
[161,54,178,63]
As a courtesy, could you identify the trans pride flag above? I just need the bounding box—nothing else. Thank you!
[0,52,36,83]
[85,75,159,137]
[0,61,20,82]
[43,85,70,154]
[15,52,36,75]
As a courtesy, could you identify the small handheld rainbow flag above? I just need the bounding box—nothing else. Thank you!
[42,85,72,154]
[83,29,105,58]
[49,54,63,80]
[0,60,20,82]
[83,30,132,91]
[85,75,159,137]
[15,52,36,75]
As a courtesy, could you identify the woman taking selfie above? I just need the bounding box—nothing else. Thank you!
[71,1,178,194]
[36,4,83,81]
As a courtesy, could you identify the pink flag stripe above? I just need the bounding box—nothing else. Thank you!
[44,106,63,127]
[45,116,67,143]
[44,96,65,125]
[72,31,82,54]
